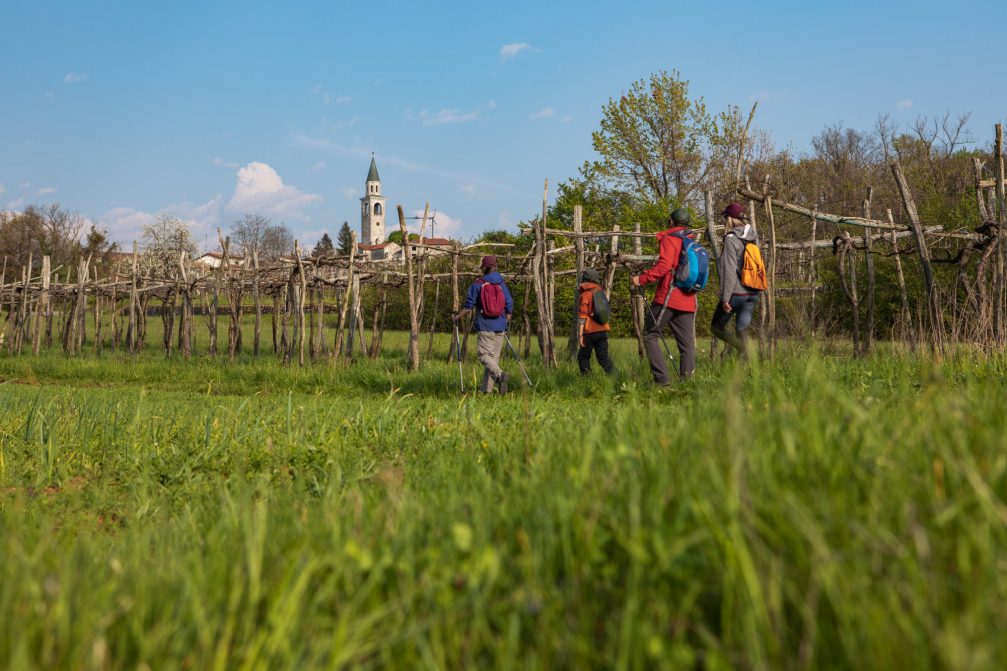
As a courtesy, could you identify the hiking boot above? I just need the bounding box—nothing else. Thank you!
[497,372,509,394]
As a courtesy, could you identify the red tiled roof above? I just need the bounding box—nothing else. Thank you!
[421,238,452,246]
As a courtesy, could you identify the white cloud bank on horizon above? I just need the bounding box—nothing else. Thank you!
[95,162,319,247]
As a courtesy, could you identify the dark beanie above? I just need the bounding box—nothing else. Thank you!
[480,255,497,271]
[722,202,746,219]
[581,268,601,284]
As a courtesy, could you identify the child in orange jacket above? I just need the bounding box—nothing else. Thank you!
[577,269,614,374]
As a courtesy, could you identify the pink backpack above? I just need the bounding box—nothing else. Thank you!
[477,278,506,318]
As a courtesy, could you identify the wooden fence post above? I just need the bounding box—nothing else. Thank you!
[568,204,584,358]
[862,187,876,354]
[891,160,943,352]
[398,205,420,371]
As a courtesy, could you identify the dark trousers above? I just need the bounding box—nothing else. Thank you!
[643,304,696,384]
[711,294,760,352]
[578,331,614,374]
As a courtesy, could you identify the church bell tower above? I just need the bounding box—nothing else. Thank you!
[360,156,386,245]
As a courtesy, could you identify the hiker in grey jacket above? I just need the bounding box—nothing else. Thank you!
[711,202,762,352]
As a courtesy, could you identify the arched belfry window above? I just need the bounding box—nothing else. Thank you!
[374,203,382,215]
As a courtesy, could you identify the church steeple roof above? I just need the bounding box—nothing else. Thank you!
[366,156,380,183]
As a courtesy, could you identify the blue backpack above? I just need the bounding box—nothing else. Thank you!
[671,231,709,292]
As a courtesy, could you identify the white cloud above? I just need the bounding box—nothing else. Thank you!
[529,106,555,120]
[36,186,57,196]
[420,108,480,125]
[99,207,159,242]
[18,182,31,190]
[897,99,914,110]
[411,209,462,238]
[312,161,326,171]
[500,43,537,60]
[560,114,573,123]
[498,213,515,229]
[340,187,357,199]
[486,100,497,109]
[45,91,55,102]
[323,93,332,104]
[98,195,224,245]
[334,95,352,104]
[0,182,5,195]
[5,197,26,212]
[458,184,476,194]
[227,162,321,219]
[213,157,239,168]
[310,83,323,95]
[64,72,88,83]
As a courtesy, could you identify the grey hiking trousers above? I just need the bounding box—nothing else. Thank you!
[643,304,696,385]
[477,330,506,392]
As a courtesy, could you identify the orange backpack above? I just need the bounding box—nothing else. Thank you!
[739,240,768,291]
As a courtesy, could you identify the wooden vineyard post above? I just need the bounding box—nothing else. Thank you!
[996,124,1007,348]
[15,254,32,355]
[809,206,818,337]
[632,222,646,358]
[447,243,461,362]
[568,204,585,359]
[862,187,876,354]
[704,193,721,360]
[836,233,860,355]
[93,265,102,356]
[604,225,620,299]
[32,256,50,355]
[532,179,555,367]
[887,209,912,342]
[294,241,307,366]
[333,231,356,360]
[764,196,778,358]
[128,242,138,355]
[704,191,721,259]
[398,205,421,371]
[178,251,192,360]
[252,251,261,357]
[891,160,942,352]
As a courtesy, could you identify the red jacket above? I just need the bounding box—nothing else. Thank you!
[636,226,697,313]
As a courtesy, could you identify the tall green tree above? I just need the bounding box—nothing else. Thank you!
[336,222,354,255]
[588,70,746,204]
[313,232,334,257]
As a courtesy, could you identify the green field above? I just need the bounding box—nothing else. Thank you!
[2,334,1007,669]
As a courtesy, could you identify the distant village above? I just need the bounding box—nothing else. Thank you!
[177,157,453,270]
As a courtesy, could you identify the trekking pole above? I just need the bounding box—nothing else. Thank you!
[503,332,533,386]
[633,282,675,362]
[453,321,465,393]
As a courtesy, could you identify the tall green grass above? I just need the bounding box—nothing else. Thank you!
[1,341,1007,669]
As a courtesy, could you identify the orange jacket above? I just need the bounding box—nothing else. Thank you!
[578,282,610,334]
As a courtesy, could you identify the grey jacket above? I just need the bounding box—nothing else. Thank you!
[718,224,759,303]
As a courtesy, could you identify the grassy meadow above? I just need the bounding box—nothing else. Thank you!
[2,330,1007,669]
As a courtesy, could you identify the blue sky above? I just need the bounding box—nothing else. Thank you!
[1,0,1003,250]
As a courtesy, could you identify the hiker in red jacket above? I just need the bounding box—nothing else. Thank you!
[630,208,697,384]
